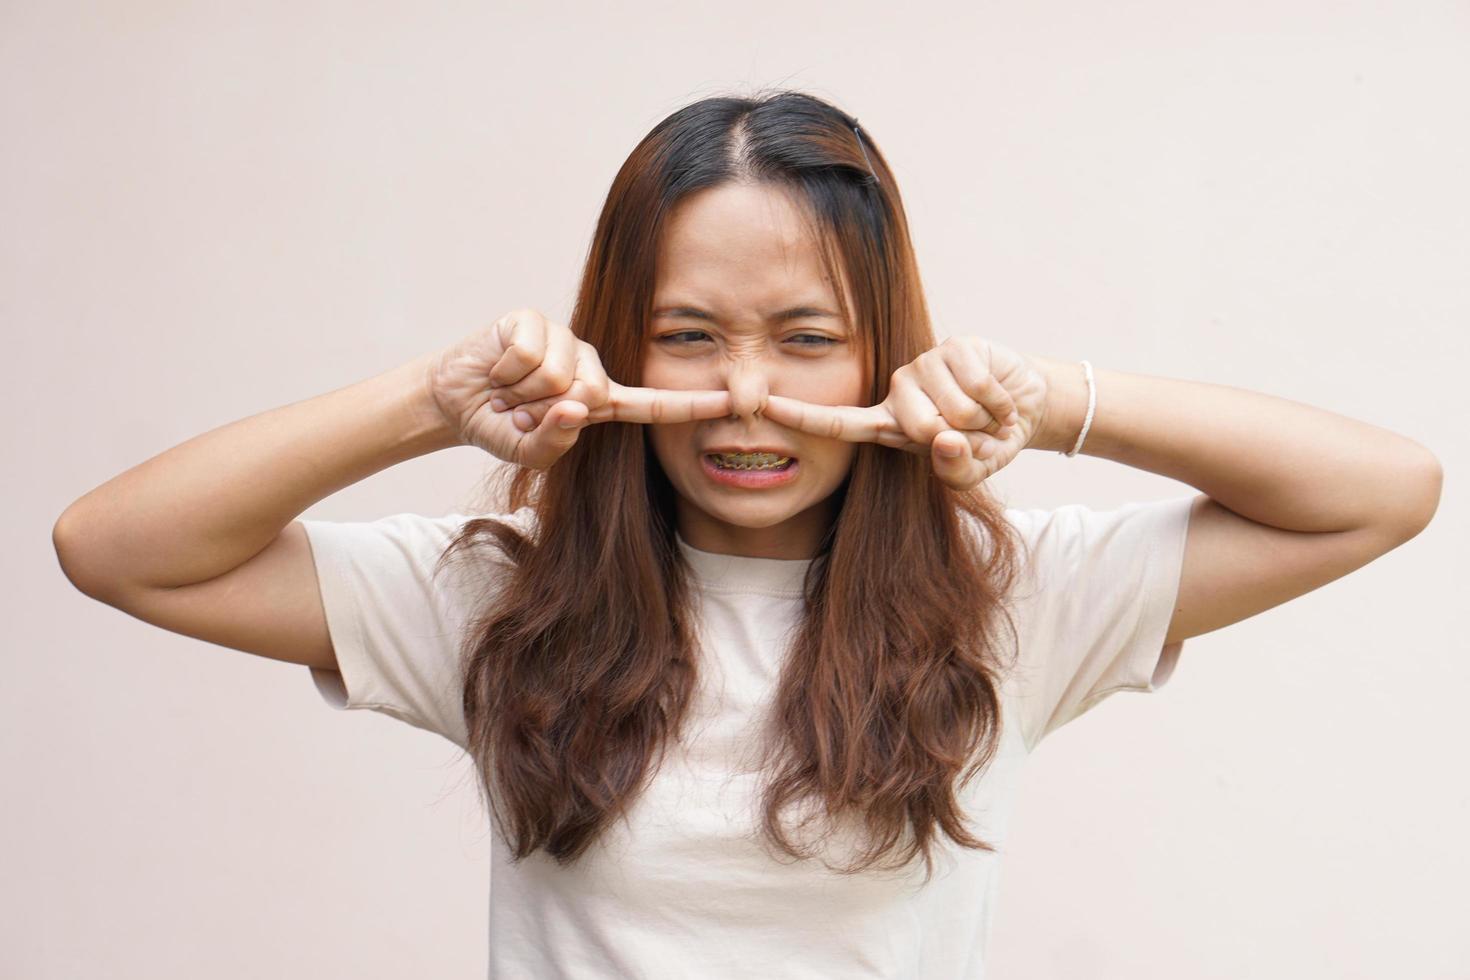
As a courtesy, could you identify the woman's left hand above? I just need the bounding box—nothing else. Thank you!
[760,337,1049,490]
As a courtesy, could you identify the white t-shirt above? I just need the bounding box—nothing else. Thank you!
[300,494,1194,979]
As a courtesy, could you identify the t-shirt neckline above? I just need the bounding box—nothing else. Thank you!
[674,531,813,596]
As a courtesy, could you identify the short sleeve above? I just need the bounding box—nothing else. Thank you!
[1000,494,1196,753]
[299,508,529,751]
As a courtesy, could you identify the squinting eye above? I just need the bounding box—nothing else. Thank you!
[788,334,838,346]
[657,331,713,344]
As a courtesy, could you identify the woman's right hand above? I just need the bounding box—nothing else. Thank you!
[427,309,733,469]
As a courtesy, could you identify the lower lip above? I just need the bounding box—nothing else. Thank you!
[700,454,800,489]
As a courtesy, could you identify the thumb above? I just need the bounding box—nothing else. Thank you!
[516,399,590,469]
[930,429,982,489]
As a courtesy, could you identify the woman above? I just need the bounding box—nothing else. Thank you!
[54,90,1441,977]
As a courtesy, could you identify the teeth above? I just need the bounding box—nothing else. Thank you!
[711,452,791,470]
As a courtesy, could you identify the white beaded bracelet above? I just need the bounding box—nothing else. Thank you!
[1060,359,1096,458]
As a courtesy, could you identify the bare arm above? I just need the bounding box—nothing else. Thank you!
[52,351,459,669]
[1025,354,1442,645]
[52,308,732,673]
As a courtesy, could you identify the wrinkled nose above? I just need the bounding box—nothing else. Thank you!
[724,356,770,419]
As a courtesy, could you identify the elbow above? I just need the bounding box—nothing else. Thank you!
[1390,447,1443,542]
[53,506,90,595]
[53,504,111,601]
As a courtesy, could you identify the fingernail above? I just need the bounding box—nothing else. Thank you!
[491,397,508,412]
[513,409,535,430]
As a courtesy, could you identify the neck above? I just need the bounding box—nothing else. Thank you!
[675,499,835,560]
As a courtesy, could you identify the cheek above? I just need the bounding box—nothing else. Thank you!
[647,421,696,469]
[819,441,858,474]
[782,359,865,406]
[642,350,713,390]
[640,355,667,389]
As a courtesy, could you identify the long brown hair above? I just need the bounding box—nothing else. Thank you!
[442,88,1025,881]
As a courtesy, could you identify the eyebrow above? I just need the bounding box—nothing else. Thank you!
[653,305,842,321]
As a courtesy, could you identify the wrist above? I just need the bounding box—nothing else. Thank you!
[390,350,464,456]
[1026,354,1092,454]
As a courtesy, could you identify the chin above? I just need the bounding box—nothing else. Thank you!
[684,492,810,531]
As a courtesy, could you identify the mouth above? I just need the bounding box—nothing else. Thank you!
[704,450,796,471]
[700,449,800,488]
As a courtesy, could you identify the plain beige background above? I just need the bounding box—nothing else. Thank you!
[7,2,1466,977]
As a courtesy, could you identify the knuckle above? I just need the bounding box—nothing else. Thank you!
[578,340,604,364]
[500,308,532,332]
[566,382,595,408]
[510,380,543,404]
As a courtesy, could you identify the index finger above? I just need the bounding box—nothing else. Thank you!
[761,394,904,448]
[591,383,733,424]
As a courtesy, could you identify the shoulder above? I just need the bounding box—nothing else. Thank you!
[971,495,1195,611]
[998,496,1193,560]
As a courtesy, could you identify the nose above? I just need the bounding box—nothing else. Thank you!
[723,355,770,419]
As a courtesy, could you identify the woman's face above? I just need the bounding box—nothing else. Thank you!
[642,182,867,560]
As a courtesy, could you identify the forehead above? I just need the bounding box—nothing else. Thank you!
[654,182,842,309]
